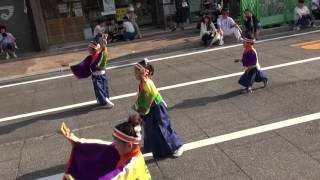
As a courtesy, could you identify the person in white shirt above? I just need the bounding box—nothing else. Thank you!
[200,15,222,46]
[294,0,315,30]
[217,9,242,43]
[127,5,142,39]
[93,19,106,43]
[0,26,17,59]
[122,16,136,41]
[312,0,320,19]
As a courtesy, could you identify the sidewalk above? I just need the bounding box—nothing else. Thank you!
[0,23,319,81]
[0,25,201,80]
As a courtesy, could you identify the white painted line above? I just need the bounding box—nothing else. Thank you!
[1,56,320,123]
[36,111,320,180]
[1,29,320,89]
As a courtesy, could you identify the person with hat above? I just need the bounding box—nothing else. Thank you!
[61,114,151,180]
[217,8,242,44]
[70,36,114,108]
[237,35,268,93]
[294,0,315,30]
[127,5,142,39]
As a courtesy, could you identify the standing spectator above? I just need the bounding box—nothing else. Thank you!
[127,5,142,39]
[312,0,320,19]
[200,16,222,46]
[243,9,262,40]
[0,26,17,60]
[93,19,106,43]
[122,16,137,41]
[217,8,242,43]
[294,0,315,30]
[172,0,190,31]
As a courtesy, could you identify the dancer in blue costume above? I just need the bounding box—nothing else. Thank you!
[70,35,114,107]
[132,59,184,158]
[237,36,268,93]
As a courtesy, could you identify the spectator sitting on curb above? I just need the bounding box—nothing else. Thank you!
[0,25,18,60]
[243,9,262,40]
[122,16,137,41]
[107,19,122,43]
[312,0,320,19]
[127,5,142,39]
[294,0,315,30]
[93,19,106,43]
[200,15,222,47]
[217,8,243,43]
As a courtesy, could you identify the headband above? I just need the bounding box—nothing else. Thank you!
[243,37,255,43]
[113,125,142,144]
[134,63,150,74]
[88,42,101,50]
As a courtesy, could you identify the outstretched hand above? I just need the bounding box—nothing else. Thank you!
[61,122,79,142]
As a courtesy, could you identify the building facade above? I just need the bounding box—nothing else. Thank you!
[0,0,205,53]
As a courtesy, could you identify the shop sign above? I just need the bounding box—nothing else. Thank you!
[0,5,14,21]
[116,7,128,21]
[58,4,68,14]
[101,0,116,15]
[74,2,83,17]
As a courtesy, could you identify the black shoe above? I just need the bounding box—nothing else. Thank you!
[263,79,268,88]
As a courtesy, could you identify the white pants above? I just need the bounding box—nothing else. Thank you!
[222,27,242,40]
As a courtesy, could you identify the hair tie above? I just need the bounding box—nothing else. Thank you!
[134,125,142,138]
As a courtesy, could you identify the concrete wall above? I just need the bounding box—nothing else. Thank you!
[0,0,36,53]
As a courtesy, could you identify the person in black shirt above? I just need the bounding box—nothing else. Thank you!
[243,9,261,40]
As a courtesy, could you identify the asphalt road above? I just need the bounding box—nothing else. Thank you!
[1,30,320,180]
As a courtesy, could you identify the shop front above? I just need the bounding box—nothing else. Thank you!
[39,0,160,45]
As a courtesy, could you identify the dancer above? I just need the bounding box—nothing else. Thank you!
[132,59,184,158]
[61,114,151,180]
[237,36,268,93]
[70,36,114,108]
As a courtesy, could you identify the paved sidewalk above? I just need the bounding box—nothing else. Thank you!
[0,27,200,80]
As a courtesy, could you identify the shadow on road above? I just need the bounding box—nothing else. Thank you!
[0,104,106,135]
[168,89,243,111]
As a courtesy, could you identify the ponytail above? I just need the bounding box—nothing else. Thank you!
[114,114,143,139]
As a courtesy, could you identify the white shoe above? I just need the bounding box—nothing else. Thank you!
[105,98,114,109]
[13,52,18,58]
[218,40,224,46]
[173,145,184,157]
[5,53,10,60]
[105,102,114,109]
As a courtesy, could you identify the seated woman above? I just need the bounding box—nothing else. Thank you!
[294,0,315,30]
[200,15,222,46]
[61,114,151,180]
[107,19,122,43]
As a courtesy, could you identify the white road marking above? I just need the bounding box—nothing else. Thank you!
[36,111,320,180]
[1,56,320,123]
[1,29,320,89]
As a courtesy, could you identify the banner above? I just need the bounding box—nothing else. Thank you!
[101,0,116,15]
